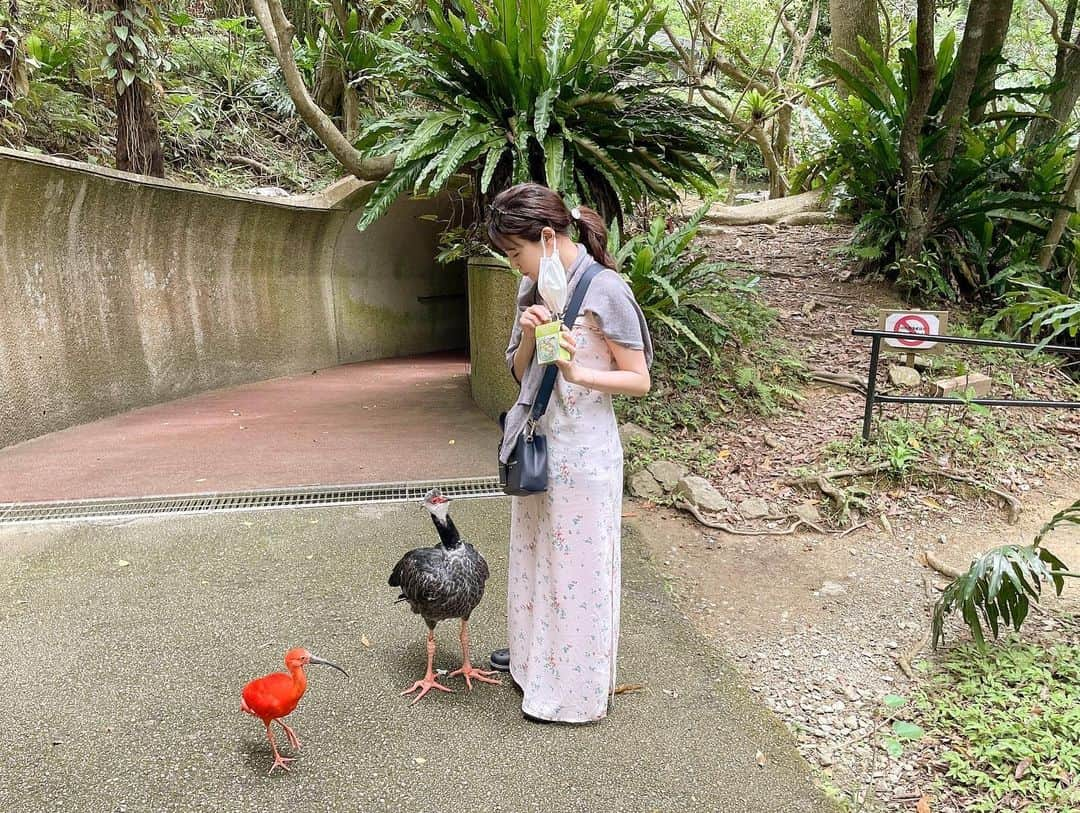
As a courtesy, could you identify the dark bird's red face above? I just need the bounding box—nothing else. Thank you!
[422,489,451,525]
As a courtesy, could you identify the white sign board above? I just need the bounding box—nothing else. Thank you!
[881,310,948,353]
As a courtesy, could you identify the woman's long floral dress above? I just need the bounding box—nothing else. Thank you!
[507,313,623,723]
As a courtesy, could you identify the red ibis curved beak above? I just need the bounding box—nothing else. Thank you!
[309,655,349,679]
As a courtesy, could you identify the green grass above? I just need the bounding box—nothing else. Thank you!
[822,409,1056,481]
[903,641,1080,812]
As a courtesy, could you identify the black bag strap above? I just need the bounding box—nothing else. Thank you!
[529,261,604,423]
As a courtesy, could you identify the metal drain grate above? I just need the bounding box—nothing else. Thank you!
[0,476,505,526]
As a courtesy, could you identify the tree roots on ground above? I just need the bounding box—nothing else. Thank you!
[786,464,1022,525]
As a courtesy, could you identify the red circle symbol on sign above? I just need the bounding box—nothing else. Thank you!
[894,314,931,346]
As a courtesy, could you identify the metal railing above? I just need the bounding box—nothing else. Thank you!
[852,329,1080,441]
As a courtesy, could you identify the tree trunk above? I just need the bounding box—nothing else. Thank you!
[773,104,794,173]
[1038,147,1080,274]
[0,0,28,109]
[112,0,164,177]
[342,83,359,141]
[899,0,937,262]
[1026,0,1079,147]
[916,0,992,244]
[828,0,882,94]
[1027,46,1080,148]
[775,0,819,185]
[312,0,345,116]
[970,0,1014,123]
[116,75,165,177]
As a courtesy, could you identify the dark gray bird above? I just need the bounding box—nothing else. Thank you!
[388,488,500,702]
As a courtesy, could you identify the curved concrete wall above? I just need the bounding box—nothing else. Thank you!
[0,148,465,448]
[468,257,522,421]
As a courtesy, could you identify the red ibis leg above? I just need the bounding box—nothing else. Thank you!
[277,720,301,751]
[263,720,294,774]
[401,630,454,703]
[450,619,501,690]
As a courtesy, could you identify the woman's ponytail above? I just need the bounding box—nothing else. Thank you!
[575,205,618,270]
[488,182,619,269]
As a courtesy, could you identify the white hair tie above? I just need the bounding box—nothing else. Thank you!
[570,206,582,221]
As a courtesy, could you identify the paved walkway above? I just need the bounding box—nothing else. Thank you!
[0,500,834,812]
[0,355,834,810]
[0,353,494,503]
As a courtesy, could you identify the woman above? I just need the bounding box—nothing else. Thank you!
[487,182,653,723]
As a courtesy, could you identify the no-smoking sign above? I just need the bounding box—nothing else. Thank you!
[881,310,948,353]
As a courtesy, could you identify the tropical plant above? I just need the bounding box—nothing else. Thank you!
[986,278,1080,351]
[804,31,1073,304]
[354,0,724,229]
[316,8,405,96]
[23,30,84,77]
[932,497,1078,649]
[101,0,166,176]
[609,203,760,359]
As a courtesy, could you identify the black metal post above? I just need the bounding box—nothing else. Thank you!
[862,335,881,442]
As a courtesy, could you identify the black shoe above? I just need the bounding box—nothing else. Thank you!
[489,648,510,672]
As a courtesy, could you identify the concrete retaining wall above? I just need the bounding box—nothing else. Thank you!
[0,148,465,448]
[468,256,522,421]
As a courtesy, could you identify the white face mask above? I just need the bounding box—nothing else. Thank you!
[536,229,568,317]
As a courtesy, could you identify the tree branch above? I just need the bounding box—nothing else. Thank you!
[249,0,395,182]
[1035,0,1080,52]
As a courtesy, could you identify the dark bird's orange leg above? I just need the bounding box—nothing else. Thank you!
[401,630,454,703]
[450,619,501,690]
[277,720,301,751]
[263,720,294,774]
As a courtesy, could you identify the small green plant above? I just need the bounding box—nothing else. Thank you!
[932,498,1078,649]
[878,421,923,475]
[432,222,500,265]
[612,208,801,433]
[23,31,84,78]
[610,203,754,360]
[989,279,1080,351]
[877,694,926,758]
[908,642,1080,812]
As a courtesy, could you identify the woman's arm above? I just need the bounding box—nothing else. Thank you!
[512,333,536,384]
[556,331,651,397]
[512,304,552,383]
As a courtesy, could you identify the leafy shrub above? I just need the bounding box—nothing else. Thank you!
[803,31,1072,305]
[355,0,724,228]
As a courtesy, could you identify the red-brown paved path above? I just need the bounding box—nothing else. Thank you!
[0,353,497,503]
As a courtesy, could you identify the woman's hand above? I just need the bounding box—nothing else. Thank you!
[554,328,585,384]
[519,304,553,339]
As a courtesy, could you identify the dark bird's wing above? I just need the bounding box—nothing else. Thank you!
[467,543,490,584]
[390,547,447,608]
[388,555,406,588]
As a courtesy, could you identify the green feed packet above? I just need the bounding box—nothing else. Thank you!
[535,320,569,365]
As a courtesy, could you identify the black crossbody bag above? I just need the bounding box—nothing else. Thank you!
[499,262,603,496]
